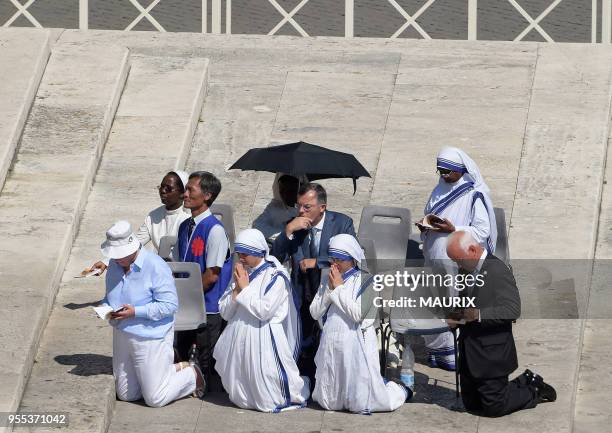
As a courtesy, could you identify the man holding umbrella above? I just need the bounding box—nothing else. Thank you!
[272,182,355,379]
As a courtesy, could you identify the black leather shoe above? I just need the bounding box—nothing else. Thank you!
[522,369,544,387]
[534,380,557,403]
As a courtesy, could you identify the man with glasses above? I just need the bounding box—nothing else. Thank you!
[272,182,355,380]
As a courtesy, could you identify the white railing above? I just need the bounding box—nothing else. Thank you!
[2,0,612,43]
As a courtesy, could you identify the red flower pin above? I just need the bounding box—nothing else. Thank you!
[191,237,205,257]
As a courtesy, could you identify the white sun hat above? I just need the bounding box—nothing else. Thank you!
[100,220,141,259]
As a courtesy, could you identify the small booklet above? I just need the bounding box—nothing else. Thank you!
[416,214,444,230]
[92,305,116,321]
[74,268,102,278]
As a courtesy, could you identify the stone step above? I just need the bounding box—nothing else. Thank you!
[0,28,51,191]
[370,43,535,224]
[572,117,612,432]
[17,53,209,433]
[477,45,612,433]
[0,40,129,430]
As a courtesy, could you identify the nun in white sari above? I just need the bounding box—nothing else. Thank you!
[214,229,310,412]
[310,234,409,414]
[402,147,497,383]
[422,146,497,265]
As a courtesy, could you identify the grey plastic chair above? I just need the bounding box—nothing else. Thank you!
[494,207,510,266]
[158,235,178,261]
[169,262,206,331]
[357,205,411,273]
[210,203,236,248]
[357,237,378,276]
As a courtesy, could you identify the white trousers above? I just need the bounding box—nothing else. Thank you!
[113,328,196,407]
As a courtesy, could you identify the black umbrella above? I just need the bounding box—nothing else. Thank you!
[229,141,370,193]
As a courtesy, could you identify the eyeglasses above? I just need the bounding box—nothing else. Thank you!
[436,168,452,176]
[294,203,317,211]
[157,185,178,193]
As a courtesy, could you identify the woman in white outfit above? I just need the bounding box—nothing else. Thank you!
[88,170,191,273]
[214,228,310,412]
[402,147,497,384]
[310,234,409,414]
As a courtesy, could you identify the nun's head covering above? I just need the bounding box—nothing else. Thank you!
[436,147,490,194]
[328,234,366,269]
[430,146,497,253]
[234,228,289,276]
[168,170,189,193]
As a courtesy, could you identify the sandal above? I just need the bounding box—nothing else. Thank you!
[192,364,206,399]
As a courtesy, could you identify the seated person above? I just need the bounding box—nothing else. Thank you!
[310,234,409,413]
[252,174,302,244]
[100,220,204,407]
[214,229,310,412]
[88,170,190,273]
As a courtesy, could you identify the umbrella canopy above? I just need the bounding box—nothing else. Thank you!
[229,141,370,193]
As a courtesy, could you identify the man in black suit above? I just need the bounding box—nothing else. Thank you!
[446,231,556,417]
[272,182,355,379]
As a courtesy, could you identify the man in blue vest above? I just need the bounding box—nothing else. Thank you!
[175,171,232,392]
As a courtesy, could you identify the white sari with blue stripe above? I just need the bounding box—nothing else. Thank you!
[214,260,310,412]
[417,163,496,365]
[423,176,495,269]
[310,268,406,413]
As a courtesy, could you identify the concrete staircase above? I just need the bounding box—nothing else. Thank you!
[16,52,209,432]
[0,33,129,432]
[0,28,611,433]
[0,28,51,191]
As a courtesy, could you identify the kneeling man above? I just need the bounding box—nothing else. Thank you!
[101,221,204,407]
[446,231,556,417]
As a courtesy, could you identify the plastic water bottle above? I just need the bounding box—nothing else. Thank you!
[188,344,197,366]
[400,343,415,391]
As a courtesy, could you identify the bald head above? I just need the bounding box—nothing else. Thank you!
[447,231,484,271]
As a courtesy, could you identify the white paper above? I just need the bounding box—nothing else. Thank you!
[92,305,114,321]
[74,268,102,278]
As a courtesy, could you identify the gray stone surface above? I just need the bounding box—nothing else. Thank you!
[572,87,612,432]
[16,54,209,433]
[0,28,50,191]
[1,28,611,433]
[485,43,612,433]
[0,37,129,432]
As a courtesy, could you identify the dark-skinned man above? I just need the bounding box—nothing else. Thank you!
[272,182,355,380]
[175,171,232,392]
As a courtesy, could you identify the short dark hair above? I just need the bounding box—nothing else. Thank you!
[189,171,221,206]
[298,182,327,205]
